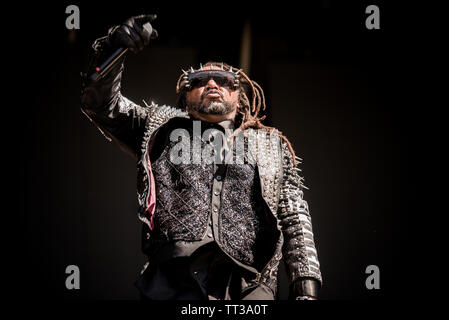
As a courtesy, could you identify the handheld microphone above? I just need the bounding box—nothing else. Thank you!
[89,22,154,82]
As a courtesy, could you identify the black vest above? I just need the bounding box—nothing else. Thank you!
[149,118,268,266]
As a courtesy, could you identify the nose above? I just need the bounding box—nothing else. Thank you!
[205,78,219,90]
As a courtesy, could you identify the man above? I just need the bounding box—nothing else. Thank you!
[81,14,322,300]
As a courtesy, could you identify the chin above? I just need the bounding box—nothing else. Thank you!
[204,102,233,115]
[188,100,236,116]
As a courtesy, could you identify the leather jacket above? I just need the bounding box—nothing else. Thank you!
[80,35,322,298]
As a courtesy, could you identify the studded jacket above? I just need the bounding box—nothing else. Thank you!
[80,36,322,298]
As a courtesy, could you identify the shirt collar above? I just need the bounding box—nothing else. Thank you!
[217,119,234,131]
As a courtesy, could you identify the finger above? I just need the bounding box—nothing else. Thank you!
[122,20,144,51]
[118,25,141,52]
[133,14,157,25]
[150,28,158,39]
[116,28,138,52]
[132,20,152,46]
[126,26,145,52]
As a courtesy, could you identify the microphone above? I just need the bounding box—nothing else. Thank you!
[89,22,154,82]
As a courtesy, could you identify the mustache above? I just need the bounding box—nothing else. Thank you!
[201,89,224,100]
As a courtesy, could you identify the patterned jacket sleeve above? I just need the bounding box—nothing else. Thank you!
[80,33,153,159]
[278,141,322,293]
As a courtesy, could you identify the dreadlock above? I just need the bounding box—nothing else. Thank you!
[175,61,298,167]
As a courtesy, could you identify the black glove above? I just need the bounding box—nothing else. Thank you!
[290,278,320,300]
[108,14,158,53]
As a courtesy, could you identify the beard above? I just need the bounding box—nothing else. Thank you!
[188,100,236,115]
[188,91,237,115]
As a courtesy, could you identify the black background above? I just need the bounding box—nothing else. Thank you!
[7,0,412,301]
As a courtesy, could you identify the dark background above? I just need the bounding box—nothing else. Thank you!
[9,0,410,300]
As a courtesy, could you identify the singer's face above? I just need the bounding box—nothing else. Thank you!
[185,66,240,115]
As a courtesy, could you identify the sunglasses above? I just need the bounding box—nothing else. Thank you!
[187,71,237,90]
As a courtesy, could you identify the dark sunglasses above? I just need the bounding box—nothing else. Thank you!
[188,71,236,90]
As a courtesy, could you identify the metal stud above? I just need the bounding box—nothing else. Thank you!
[190,67,195,73]
[200,63,203,70]
[182,69,188,75]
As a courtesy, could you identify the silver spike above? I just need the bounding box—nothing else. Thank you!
[190,67,195,73]
[182,69,188,75]
[229,66,233,73]
[200,63,203,70]
[210,64,213,70]
[221,62,224,70]
[235,69,241,75]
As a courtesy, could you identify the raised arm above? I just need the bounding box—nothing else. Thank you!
[80,15,158,159]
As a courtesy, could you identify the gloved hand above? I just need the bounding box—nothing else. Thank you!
[108,14,158,53]
[290,278,320,300]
